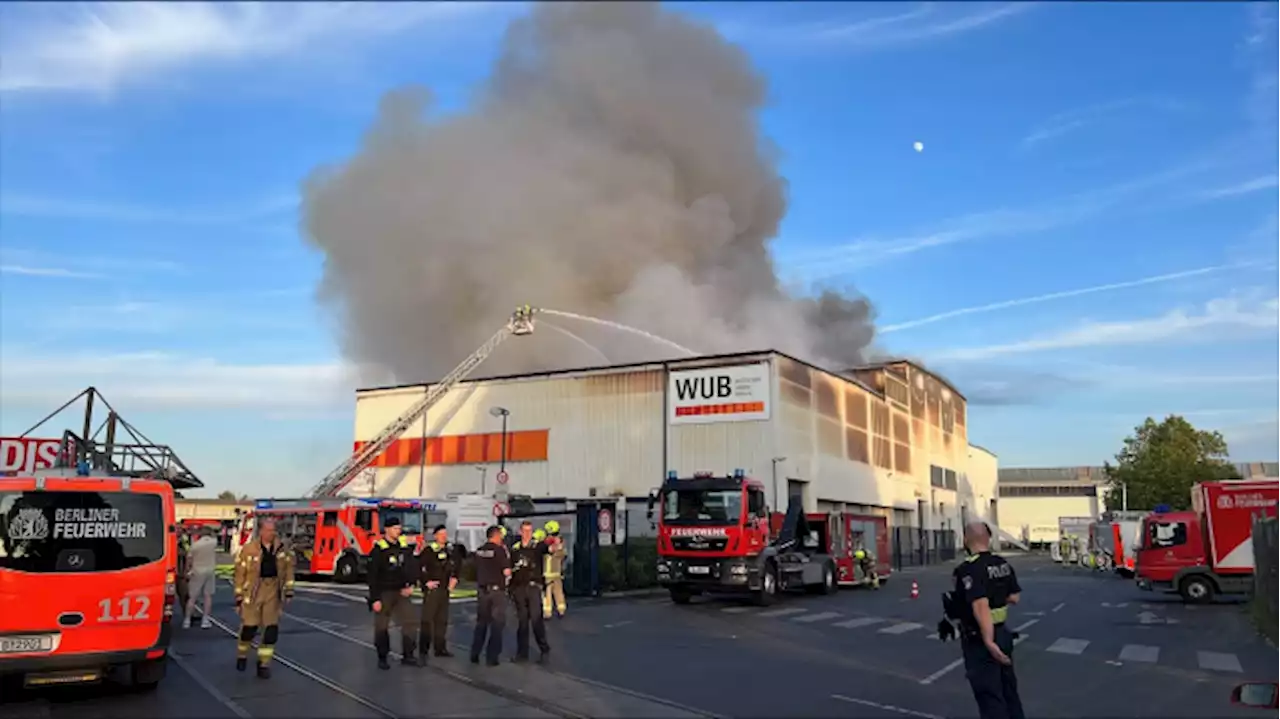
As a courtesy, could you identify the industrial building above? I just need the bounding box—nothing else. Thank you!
[348,351,998,533]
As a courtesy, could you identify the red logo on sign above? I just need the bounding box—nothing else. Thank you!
[493,502,510,517]
[0,438,62,475]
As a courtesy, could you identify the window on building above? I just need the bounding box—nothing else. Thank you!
[930,465,945,489]
[845,388,868,429]
[846,427,870,465]
[954,399,966,427]
[943,468,957,490]
[894,442,911,474]
[885,376,910,408]
[892,413,910,444]
[942,403,954,434]
[873,436,893,469]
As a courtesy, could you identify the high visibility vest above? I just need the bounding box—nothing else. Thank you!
[376,535,410,565]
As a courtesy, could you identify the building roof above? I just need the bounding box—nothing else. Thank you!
[356,348,887,400]
[846,358,966,401]
[998,466,1107,485]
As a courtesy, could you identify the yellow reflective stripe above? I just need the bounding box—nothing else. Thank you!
[376,539,389,549]
[991,606,1008,624]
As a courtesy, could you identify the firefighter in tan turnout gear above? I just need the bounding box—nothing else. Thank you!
[233,518,296,679]
[542,520,567,619]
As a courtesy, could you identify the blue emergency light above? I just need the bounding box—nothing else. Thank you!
[76,461,90,476]
[256,499,274,509]
[1153,504,1171,514]
[733,468,745,479]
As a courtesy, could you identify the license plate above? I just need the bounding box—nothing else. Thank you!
[0,634,55,655]
[688,566,710,575]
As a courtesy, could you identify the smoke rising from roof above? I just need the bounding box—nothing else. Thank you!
[302,3,876,383]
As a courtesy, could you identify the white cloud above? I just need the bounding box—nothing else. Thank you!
[0,192,296,225]
[0,2,507,95]
[724,3,1035,52]
[1,264,104,279]
[1021,97,1187,148]
[881,262,1267,333]
[1197,175,1279,200]
[928,295,1280,362]
[0,350,357,412]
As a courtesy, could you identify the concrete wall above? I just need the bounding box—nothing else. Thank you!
[997,495,1102,544]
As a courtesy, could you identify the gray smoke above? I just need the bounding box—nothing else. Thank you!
[302,2,877,383]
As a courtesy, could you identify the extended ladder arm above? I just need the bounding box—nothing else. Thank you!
[307,306,537,498]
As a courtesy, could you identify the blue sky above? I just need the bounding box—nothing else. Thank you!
[1,2,1276,498]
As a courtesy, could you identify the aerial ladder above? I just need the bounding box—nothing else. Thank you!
[307,306,538,498]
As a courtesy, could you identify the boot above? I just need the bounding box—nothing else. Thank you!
[434,649,454,658]
[401,654,422,667]
[236,657,247,672]
[470,654,480,665]
[256,664,271,679]
[377,656,391,670]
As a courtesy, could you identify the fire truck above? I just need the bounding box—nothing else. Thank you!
[650,470,891,605]
[1136,479,1278,603]
[234,497,446,583]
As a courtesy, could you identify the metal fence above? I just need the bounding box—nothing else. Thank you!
[1251,515,1277,635]
[891,526,958,570]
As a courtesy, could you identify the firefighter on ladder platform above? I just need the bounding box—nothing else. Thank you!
[541,521,567,619]
[233,518,296,679]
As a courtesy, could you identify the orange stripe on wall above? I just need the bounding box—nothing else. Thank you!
[354,430,550,468]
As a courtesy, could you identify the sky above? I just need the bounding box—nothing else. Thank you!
[0,1,1276,498]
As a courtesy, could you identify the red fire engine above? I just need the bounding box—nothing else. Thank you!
[235,497,445,583]
[649,470,891,605]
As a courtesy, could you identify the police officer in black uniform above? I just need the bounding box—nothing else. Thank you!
[938,522,1026,719]
[367,517,419,669]
[470,525,511,667]
[508,520,552,664]
[417,524,458,661]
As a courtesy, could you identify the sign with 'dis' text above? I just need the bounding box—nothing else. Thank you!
[1,438,62,475]
[668,363,771,425]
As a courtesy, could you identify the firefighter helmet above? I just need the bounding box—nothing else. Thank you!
[854,549,866,560]
[544,520,560,535]
[533,529,547,542]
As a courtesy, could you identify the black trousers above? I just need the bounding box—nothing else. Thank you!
[470,586,506,663]
[419,586,450,655]
[961,625,1026,719]
[374,590,417,659]
[511,582,550,658]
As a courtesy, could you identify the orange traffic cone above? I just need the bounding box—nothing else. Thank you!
[910,581,919,599]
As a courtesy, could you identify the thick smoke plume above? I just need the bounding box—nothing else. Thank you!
[302,3,876,383]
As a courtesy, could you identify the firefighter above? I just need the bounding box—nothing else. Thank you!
[470,525,511,667]
[417,524,458,661]
[937,522,1026,719]
[368,517,419,669]
[542,520,567,619]
[509,520,551,664]
[854,545,880,589]
[233,518,296,679]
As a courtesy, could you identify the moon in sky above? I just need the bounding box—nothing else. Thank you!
[913,141,924,152]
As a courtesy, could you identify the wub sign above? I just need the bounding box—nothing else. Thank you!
[667,363,771,426]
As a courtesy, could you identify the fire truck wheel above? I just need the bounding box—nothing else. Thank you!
[754,562,778,606]
[669,587,693,605]
[821,563,837,595]
[130,657,166,691]
[1179,575,1215,604]
[335,554,359,584]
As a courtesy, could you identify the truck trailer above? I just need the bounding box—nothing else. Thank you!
[1135,479,1278,603]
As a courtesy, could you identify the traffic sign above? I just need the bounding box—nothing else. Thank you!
[493,502,510,517]
[496,470,509,485]
[598,508,613,534]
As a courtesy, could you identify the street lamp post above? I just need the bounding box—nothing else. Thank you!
[489,406,511,475]
[771,456,787,511]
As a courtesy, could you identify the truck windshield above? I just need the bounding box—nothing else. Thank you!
[662,489,742,525]
[381,508,424,535]
[0,491,165,573]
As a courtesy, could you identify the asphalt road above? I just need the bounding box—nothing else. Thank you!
[2,554,1275,718]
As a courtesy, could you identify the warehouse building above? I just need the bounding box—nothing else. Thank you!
[349,351,998,533]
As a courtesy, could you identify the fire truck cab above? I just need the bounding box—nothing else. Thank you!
[652,470,839,605]
[1,467,188,691]
[236,497,444,583]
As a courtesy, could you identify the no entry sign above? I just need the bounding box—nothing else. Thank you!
[496,470,509,485]
[493,502,510,517]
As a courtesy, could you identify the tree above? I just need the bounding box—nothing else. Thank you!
[216,490,237,501]
[1103,415,1241,511]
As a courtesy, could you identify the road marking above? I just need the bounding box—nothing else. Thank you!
[833,617,885,629]
[1051,602,1066,613]
[919,632,1030,683]
[757,607,808,618]
[292,596,349,608]
[721,606,755,614]
[1013,619,1039,632]
[169,651,253,718]
[1118,644,1160,663]
[1197,651,1243,673]
[879,622,924,635]
[794,611,841,623]
[831,694,943,719]
[1046,638,1090,655]
[1022,611,1045,617]
[603,620,633,629]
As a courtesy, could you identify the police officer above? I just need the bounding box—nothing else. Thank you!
[417,524,458,661]
[367,517,419,669]
[542,521,567,619]
[937,522,1026,719]
[509,520,551,664]
[470,525,511,666]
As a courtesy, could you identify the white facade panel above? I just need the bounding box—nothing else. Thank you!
[999,496,1102,544]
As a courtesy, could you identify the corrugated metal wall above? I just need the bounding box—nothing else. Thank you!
[355,367,665,499]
